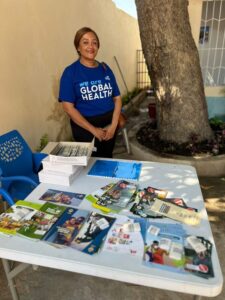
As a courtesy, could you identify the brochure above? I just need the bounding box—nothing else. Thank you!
[0,201,42,236]
[17,202,67,240]
[39,189,85,207]
[130,186,168,218]
[184,236,214,278]
[143,221,186,273]
[70,211,116,255]
[43,207,89,246]
[102,215,145,257]
[149,198,201,226]
[92,180,138,213]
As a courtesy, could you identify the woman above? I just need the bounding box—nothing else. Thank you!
[58,27,122,158]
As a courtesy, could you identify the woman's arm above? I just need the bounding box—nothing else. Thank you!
[62,102,106,141]
[104,95,122,141]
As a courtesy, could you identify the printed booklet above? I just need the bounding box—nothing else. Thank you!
[41,155,81,173]
[69,211,116,255]
[149,198,201,226]
[130,186,198,220]
[38,169,80,186]
[43,208,116,255]
[91,180,138,213]
[102,215,145,257]
[143,221,186,273]
[87,160,142,181]
[17,202,67,240]
[0,200,42,236]
[43,207,90,247]
[131,186,168,218]
[39,189,85,207]
[143,221,214,278]
[184,236,214,278]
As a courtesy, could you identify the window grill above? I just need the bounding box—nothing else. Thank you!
[198,0,225,86]
[136,50,151,89]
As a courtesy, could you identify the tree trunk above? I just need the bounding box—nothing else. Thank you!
[135,0,213,143]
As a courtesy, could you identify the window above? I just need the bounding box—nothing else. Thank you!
[198,0,225,86]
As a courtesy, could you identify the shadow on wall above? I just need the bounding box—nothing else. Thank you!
[47,74,72,142]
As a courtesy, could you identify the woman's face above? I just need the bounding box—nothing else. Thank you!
[78,32,99,61]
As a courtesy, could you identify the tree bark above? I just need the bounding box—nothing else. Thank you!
[135,0,213,143]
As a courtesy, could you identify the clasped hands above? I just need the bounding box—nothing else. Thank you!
[94,125,116,141]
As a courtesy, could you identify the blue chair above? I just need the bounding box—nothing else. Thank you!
[0,188,14,207]
[0,130,47,205]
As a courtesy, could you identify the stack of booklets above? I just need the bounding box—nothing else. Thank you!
[44,140,94,165]
[38,156,83,186]
[39,140,94,186]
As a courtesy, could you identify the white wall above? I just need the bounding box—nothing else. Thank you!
[0,0,141,149]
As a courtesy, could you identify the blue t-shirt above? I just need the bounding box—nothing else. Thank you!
[58,60,120,117]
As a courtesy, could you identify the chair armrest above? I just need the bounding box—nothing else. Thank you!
[1,175,38,188]
[0,188,14,206]
[32,152,48,173]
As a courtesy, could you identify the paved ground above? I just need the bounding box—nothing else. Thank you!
[0,103,224,300]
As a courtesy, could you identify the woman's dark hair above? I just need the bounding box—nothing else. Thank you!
[74,27,100,55]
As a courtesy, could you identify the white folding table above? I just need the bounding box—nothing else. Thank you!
[0,158,223,300]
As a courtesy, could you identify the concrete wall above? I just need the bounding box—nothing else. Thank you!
[0,0,141,149]
[188,0,203,45]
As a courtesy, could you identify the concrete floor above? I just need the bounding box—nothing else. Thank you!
[1,106,225,300]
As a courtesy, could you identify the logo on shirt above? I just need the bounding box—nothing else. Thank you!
[105,76,110,81]
[79,80,113,100]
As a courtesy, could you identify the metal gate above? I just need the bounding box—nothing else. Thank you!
[136,50,151,89]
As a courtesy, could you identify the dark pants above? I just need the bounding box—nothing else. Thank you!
[70,110,117,158]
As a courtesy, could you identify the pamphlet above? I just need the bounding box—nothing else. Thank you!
[143,221,186,273]
[102,215,145,257]
[70,211,116,255]
[130,186,168,218]
[17,202,67,240]
[39,189,85,207]
[43,207,90,246]
[0,201,42,236]
[184,236,214,278]
[92,180,138,213]
[149,198,201,226]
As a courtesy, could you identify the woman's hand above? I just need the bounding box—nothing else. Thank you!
[103,124,117,141]
[92,127,106,141]
[62,102,107,141]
